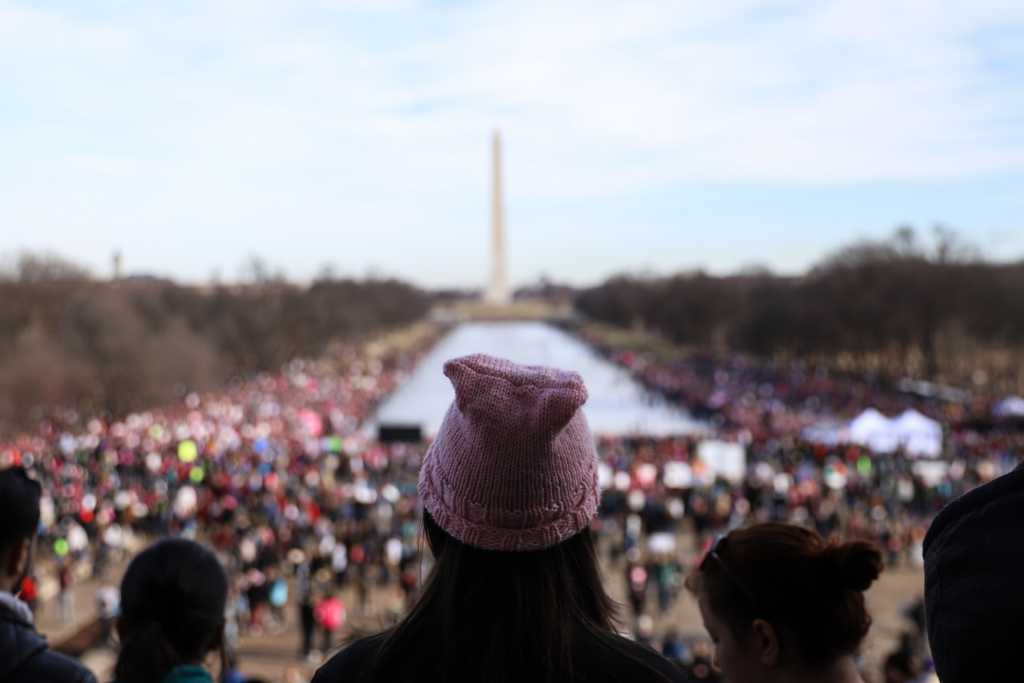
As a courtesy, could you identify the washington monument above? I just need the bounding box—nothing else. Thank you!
[485,130,511,305]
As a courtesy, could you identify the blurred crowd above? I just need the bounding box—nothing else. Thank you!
[1,322,1020,682]
[0,336,436,668]
[578,327,1022,681]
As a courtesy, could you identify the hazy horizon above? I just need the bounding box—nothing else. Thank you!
[4,228,1024,291]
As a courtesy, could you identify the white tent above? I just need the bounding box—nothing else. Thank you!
[892,409,943,458]
[843,408,943,457]
[994,396,1024,419]
[848,408,900,453]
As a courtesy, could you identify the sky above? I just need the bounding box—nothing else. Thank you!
[1,0,1023,288]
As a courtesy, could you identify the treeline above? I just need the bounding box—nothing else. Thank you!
[0,254,429,432]
[576,227,1024,391]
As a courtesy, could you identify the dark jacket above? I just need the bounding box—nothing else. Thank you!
[0,604,97,683]
[923,461,1024,683]
[312,629,688,683]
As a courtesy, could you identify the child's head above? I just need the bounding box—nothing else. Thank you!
[115,538,229,683]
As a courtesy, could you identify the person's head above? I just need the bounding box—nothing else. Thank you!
[0,467,42,593]
[686,524,882,683]
[373,355,618,682]
[417,353,610,609]
[923,461,1024,683]
[418,354,599,554]
[114,538,229,683]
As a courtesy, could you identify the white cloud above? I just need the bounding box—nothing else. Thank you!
[0,0,1021,285]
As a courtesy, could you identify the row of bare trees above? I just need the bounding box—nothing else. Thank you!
[576,227,1024,390]
[0,254,429,433]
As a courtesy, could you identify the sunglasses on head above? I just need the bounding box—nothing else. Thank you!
[700,533,760,612]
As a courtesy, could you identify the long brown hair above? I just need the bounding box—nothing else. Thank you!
[687,523,883,669]
[358,511,668,683]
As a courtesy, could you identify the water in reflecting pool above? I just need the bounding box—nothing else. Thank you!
[373,321,704,437]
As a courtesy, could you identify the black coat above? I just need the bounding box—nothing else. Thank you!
[312,629,688,683]
[0,604,97,683]
[923,461,1024,683]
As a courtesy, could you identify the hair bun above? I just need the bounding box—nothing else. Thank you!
[821,541,883,592]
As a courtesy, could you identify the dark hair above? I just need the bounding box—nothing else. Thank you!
[0,467,42,556]
[686,523,883,669]
[357,510,663,683]
[115,538,229,683]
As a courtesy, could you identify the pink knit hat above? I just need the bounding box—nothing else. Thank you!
[417,354,599,552]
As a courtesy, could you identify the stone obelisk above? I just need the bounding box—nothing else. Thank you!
[485,130,511,305]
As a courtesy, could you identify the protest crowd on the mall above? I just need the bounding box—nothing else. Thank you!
[1,321,1022,683]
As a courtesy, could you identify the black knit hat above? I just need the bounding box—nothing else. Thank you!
[923,461,1024,683]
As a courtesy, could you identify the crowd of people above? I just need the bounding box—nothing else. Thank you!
[0,329,440,670]
[576,326,1022,680]
[0,321,1021,682]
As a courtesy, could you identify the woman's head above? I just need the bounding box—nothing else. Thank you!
[115,537,229,683]
[366,355,621,682]
[417,354,599,552]
[414,354,607,624]
[686,524,883,683]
